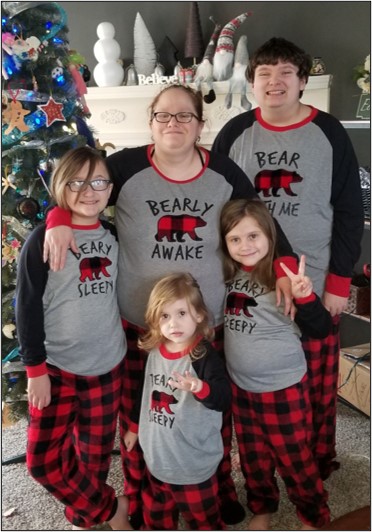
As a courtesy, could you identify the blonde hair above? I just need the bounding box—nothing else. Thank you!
[139,272,214,360]
[50,146,108,210]
[219,199,277,289]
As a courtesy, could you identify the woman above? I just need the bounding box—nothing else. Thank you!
[44,84,295,527]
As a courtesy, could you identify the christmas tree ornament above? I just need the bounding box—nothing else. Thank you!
[51,64,65,85]
[31,74,38,91]
[3,323,16,339]
[2,236,21,265]
[225,35,252,111]
[81,64,91,83]
[16,196,40,219]
[184,2,204,65]
[2,166,18,195]
[37,96,65,126]
[4,34,42,63]
[133,13,157,77]
[3,98,30,135]
[2,2,45,18]
[193,16,222,104]
[93,22,124,87]
[213,12,252,82]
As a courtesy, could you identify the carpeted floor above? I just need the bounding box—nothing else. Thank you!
[1,400,370,531]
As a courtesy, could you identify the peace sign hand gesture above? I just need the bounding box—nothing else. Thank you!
[280,255,313,300]
[168,370,202,394]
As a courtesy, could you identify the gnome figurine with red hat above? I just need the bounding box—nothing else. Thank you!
[193,17,222,103]
[213,12,251,82]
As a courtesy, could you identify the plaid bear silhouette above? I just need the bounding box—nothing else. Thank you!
[79,256,112,282]
[151,390,178,414]
[254,169,303,197]
[155,214,207,242]
[225,292,258,318]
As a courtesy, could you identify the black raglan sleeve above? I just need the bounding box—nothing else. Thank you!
[192,342,231,412]
[314,112,364,280]
[15,225,49,367]
[294,294,332,339]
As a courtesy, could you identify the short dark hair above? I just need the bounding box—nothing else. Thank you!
[246,37,312,97]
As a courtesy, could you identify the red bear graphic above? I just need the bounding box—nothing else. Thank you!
[155,214,206,242]
[151,390,178,414]
[254,169,303,197]
[79,256,112,282]
[225,292,258,318]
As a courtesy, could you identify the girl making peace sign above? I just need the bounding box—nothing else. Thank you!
[219,199,332,531]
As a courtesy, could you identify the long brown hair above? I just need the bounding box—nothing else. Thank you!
[219,199,277,289]
[138,272,214,360]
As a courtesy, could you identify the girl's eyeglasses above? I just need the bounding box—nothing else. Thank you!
[152,112,198,123]
[66,179,112,192]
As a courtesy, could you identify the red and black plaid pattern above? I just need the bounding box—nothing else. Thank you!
[254,168,303,197]
[301,315,340,480]
[155,214,206,242]
[231,376,330,529]
[120,321,238,515]
[119,319,147,516]
[142,469,225,530]
[26,360,123,528]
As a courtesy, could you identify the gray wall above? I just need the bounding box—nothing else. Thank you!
[60,1,370,162]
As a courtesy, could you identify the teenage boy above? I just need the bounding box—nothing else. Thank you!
[213,37,364,480]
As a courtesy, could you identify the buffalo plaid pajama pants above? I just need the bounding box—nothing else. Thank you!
[26,360,124,528]
[301,315,340,480]
[231,375,330,529]
[142,469,225,530]
[120,321,239,517]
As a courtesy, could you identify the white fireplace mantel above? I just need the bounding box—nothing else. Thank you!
[84,75,332,152]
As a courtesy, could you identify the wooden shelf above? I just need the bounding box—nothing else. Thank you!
[341,120,371,129]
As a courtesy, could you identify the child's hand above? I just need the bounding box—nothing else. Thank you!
[27,374,51,410]
[168,370,202,394]
[123,430,138,452]
[280,255,313,300]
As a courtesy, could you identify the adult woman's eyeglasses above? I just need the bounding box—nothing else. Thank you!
[66,179,112,192]
[152,112,199,123]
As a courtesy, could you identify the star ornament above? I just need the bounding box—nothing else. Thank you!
[38,96,66,127]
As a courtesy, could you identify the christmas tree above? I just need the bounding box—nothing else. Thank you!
[184,2,204,66]
[2,1,93,421]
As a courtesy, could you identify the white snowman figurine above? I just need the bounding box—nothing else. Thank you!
[93,22,124,87]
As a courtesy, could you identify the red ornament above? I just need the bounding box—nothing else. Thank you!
[38,96,65,126]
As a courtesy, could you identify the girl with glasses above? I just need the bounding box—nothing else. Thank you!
[43,84,297,528]
[16,147,131,531]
